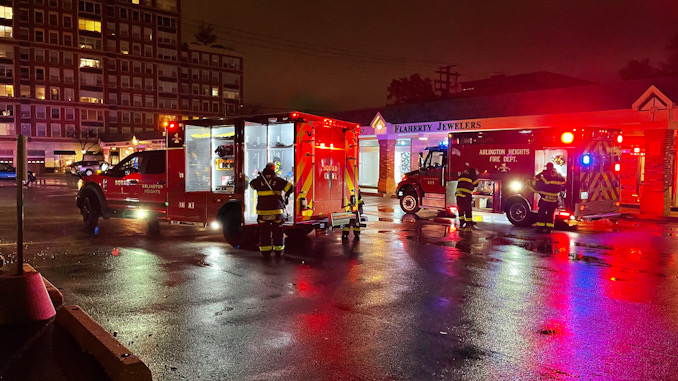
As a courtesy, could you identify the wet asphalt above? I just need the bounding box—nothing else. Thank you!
[1,178,678,380]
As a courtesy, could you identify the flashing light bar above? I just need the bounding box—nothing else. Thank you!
[617,135,623,144]
[614,163,621,172]
[561,132,574,144]
[582,154,591,165]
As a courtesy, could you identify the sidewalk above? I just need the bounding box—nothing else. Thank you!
[0,265,151,381]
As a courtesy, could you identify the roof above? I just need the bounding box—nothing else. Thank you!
[331,76,678,125]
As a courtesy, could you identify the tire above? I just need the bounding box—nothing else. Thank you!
[400,192,420,214]
[221,210,258,248]
[506,200,534,227]
[148,220,161,236]
[85,169,93,176]
[81,195,100,232]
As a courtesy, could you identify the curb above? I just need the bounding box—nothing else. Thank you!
[56,305,152,381]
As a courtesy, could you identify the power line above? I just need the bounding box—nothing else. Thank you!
[181,18,449,67]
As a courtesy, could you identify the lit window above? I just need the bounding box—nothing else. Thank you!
[0,85,13,97]
[0,6,12,20]
[78,19,101,33]
[36,86,46,100]
[212,87,219,97]
[132,0,140,4]
[79,58,101,68]
[0,26,12,38]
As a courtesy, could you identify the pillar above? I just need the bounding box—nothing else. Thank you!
[377,138,396,195]
[639,129,674,216]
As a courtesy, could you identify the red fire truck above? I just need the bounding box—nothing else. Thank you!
[76,112,362,247]
[397,128,622,227]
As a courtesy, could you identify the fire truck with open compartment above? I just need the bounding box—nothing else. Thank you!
[76,112,363,247]
[397,127,622,227]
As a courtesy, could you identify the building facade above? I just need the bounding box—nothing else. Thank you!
[0,0,243,172]
[336,77,678,218]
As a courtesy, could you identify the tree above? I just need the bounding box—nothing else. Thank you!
[386,74,438,105]
[619,58,663,80]
[194,22,217,46]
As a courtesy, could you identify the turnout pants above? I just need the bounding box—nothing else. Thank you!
[258,215,284,254]
[536,200,557,230]
[456,195,473,225]
[342,217,361,237]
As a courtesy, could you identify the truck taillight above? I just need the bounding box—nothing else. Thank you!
[614,163,620,172]
[402,174,407,180]
[561,132,574,144]
[617,134,623,144]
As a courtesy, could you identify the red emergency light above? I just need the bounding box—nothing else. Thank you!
[561,132,574,144]
[617,135,623,144]
[614,163,620,172]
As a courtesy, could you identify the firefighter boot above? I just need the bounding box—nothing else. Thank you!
[342,226,350,240]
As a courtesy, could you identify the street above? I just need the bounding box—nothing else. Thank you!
[1,179,678,380]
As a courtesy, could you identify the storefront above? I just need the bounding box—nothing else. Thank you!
[347,77,678,217]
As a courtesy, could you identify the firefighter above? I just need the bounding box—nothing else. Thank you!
[455,164,479,229]
[342,190,364,239]
[532,162,566,234]
[250,162,293,257]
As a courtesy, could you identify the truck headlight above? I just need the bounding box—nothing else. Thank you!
[509,180,523,192]
[210,221,221,230]
[135,209,149,219]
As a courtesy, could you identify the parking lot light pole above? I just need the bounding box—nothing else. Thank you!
[16,134,25,276]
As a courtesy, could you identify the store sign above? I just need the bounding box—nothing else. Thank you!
[393,120,482,134]
[461,144,533,174]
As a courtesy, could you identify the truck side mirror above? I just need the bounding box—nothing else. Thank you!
[418,153,423,169]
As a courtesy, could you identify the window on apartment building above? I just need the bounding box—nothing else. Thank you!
[121,76,130,87]
[133,77,141,90]
[122,112,130,124]
[19,105,29,118]
[121,61,129,71]
[133,95,141,107]
[20,67,29,80]
[20,85,29,97]
[108,110,118,123]
[50,87,60,100]
[64,53,74,66]
[144,95,153,108]
[0,64,12,79]
[35,68,45,81]
[36,106,46,119]
[51,124,61,137]
[63,15,72,28]
[120,8,127,19]
[51,107,60,119]
[49,51,59,64]
[106,40,116,52]
[79,1,101,15]
[0,26,12,38]
[65,125,76,138]
[63,70,74,84]
[108,75,117,87]
[132,25,141,39]
[144,45,153,57]
[35,29,44,43]
[36,124,46,137]
[79,58,101,69]
[132,10,140,22]
[132,62,141,73]
[133,112,141,124]
[49,68,59,82]
[49,0,58,7]
[49,31,58,44]
[21,124,31,136]
[18,9,28,22]
[212,102,219,113]
[120,24,128,38]
[48,12,58,26]
[0,122,15,135]
[64,88,74,102]
[145,113,153,125]
[65,108,74,120]
[0,105,13,118]
[0,85,13,97]
[79,36,101,50]
[34,49,44,62]
[63,33,73,47]
[144,78,153,91]
[34,10,44,24]
[121,93,130,106]
[79,90,103,103]
[78,19,101,33]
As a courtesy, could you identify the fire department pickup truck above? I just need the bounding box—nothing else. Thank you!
[76,112,363,247]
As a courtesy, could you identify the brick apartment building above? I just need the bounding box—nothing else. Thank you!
[0,0,243,172]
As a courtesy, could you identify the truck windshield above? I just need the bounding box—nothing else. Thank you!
[423,150,445,169]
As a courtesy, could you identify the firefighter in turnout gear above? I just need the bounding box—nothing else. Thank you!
[455,165,479,229]
[342,191,364,239]
[532,162,566,234]
[250,162,293,257]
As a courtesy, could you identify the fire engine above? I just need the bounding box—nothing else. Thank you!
[397,128,622,227]
[76,112,363,247]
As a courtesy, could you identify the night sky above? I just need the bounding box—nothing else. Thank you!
[181,0,678,113]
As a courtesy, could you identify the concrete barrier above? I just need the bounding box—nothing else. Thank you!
[56,306,152,381]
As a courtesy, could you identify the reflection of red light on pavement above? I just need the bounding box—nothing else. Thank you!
[298,281,311,292]
[610,277,617,281]
[112,248,119,256]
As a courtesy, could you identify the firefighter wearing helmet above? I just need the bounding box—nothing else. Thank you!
[455,163,479,229]
[250,162,293,257]
[532,162,566,233]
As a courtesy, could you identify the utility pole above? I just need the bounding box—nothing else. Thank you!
[434,65,461,97]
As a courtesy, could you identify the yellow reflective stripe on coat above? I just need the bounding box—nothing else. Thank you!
[257,190,282,196]
[257,209,284,215]
[539,191,560,197]
[283,182,292,193]
[458,177,472,183]
[456,188,473,194]
[543,180,566,185]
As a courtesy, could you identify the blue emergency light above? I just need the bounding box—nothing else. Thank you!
[581,154,591,166]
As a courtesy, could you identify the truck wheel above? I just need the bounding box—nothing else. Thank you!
[148,220,161,236]
[400,192,420,214]
[221,213,258,248]
[81,195,100,232]
[506,200,533,227]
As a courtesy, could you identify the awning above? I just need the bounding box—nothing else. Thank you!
[54,150,77,155]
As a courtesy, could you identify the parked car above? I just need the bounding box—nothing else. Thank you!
[70,160,107,177]
[0,162,36,184]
